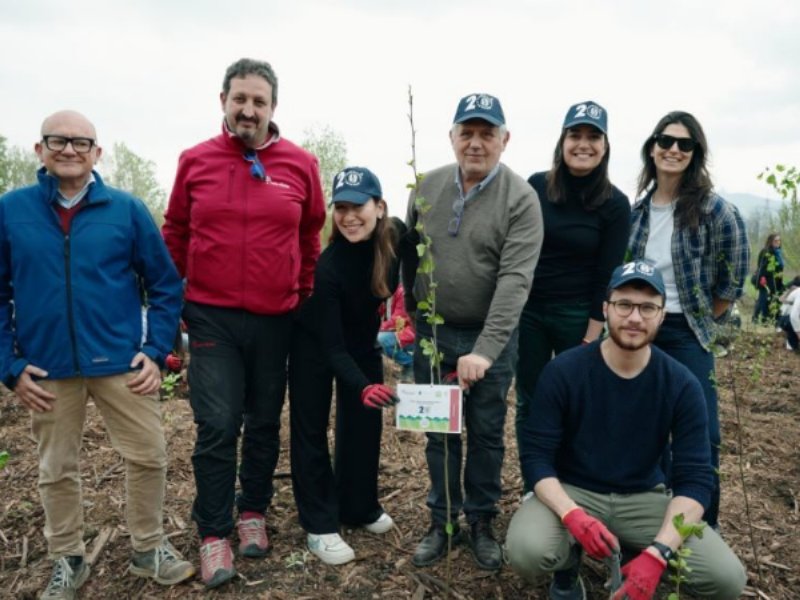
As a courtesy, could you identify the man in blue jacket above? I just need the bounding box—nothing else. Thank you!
[505,261,746,600]
[0,110,193,599]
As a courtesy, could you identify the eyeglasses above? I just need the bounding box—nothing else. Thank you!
[653,134,696,153]
[41,135,96,154]
[243,150,266,181]
[448,196,466,237]
[608,300,664,319]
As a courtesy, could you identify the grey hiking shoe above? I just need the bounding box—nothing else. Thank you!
[40,556,89,600]
[129,540,195,585]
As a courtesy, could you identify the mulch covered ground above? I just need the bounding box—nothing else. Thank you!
[1,327,797,599]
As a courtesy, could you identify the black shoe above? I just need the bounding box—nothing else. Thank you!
[549,546,585,600]
[469,519,502,571]
[412,523,462,567]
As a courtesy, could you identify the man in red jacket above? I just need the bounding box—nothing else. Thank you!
[163,57,326,588]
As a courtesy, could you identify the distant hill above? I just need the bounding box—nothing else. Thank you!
[722,192,783,218]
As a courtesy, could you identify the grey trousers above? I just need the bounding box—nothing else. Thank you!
[505,483,747,600]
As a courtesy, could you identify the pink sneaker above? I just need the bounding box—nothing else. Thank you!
[199,537,236,588]
[236,512,270,557]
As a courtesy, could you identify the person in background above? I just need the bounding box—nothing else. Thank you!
[778,275,800,350]
[378,283,415,381]
[514,100,630,491]
[289,167,403,565]
[403,93,543,571]
[628,111,749,528]
[0,110,192,599]
[506,261,747,600]
[751,233,784,324]
[162,58,326,587]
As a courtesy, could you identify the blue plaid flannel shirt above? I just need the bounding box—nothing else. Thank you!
[629,190,750,350]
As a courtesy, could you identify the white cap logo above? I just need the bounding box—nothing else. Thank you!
[587,104,603,120]
[477,94,494,110]
[344,171,363,186]
[636,262,655,276]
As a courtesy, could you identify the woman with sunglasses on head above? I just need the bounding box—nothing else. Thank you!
[628,111,749,528]
[288,167,404,566]
[514,101,630,491]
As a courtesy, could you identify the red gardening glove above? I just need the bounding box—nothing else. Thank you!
[759,276,767,287]
[361,384,399,409]
[613,550,667,600]
[562,508,619,560]
[165,353,183,373]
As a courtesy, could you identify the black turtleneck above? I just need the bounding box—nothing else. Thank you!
[527,171,631,320]
[297,221,403,391]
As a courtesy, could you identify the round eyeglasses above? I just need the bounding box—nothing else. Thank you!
[608,300,663,319]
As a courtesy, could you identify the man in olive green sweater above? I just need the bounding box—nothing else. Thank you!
[403,93,543,571]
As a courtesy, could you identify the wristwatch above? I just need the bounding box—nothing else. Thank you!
[650,541,675,563]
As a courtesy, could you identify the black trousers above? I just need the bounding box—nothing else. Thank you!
[288,326,384,533]
[183,301,291,539]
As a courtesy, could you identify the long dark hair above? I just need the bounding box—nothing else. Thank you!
[546,128,612,210]
[637,111,712,229]
[330,199,397,298]
[763,232,780,251]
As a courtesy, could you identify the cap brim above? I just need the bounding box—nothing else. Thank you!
[454,113,504,127]
[563,118,607,134]
[330,190,373,205]
[610,275,665,298]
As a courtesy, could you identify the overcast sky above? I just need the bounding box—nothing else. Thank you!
[1,0,798,215]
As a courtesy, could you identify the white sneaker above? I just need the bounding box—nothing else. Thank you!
[307,533,355,565]
[363,512,394,534]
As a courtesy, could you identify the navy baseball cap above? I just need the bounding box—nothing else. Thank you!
[608,260,666,298]
[562,100,608,134]
[331,167,382,205]
[453,93,505,127]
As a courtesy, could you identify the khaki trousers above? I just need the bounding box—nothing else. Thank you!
[505,483,747,600]
[31,374,166,558]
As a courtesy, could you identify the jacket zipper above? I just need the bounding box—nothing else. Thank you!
[64,232,81,374]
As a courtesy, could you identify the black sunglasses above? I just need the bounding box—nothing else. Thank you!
[653,133,696,153]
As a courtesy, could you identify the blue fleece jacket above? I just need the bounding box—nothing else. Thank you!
[520,341,713,508]
[0,168,182,387]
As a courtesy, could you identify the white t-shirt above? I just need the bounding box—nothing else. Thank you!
[645,202,681,313]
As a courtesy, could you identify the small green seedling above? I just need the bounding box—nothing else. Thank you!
[0,450,9,470]
[160,372,182,401]
[667,513,706,600]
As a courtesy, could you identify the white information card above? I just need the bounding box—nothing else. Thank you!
[395,384,463,434]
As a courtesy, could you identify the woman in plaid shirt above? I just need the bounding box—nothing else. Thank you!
[628,111,749,529]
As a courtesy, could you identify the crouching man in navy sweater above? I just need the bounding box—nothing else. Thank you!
[505,261,746,600]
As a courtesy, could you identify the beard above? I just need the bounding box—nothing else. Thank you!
[232,115,261,143]
[607,322,657,352]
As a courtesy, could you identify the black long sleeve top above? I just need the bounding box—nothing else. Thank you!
[528,172,631,321]
[296,219,404,391]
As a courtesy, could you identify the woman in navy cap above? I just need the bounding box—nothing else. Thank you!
[514,101,630,492]
[288,166,404,565]
[628,111,749,527]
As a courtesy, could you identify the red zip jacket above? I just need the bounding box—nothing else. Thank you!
[163,125,326,315]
